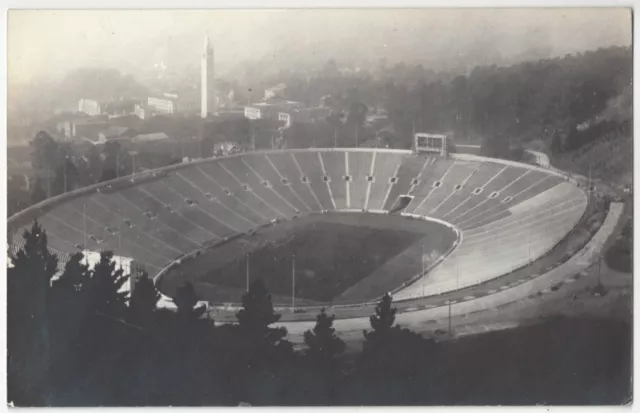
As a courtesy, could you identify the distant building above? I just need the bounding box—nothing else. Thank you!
[97,126,131,143]
[58,119,109,143]
[147,96,176,114]
[278,112,291,127]
[289,107,331,124]
[78,99,101,116]
[244,100,305,121]
[103,99,138,117]
[132,132,169,143]
[264,83,286,100]
[134,104,153,120]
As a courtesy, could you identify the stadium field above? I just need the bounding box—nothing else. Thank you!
[158,212,457,305]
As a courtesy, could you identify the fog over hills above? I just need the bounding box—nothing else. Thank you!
[9,8,631,87]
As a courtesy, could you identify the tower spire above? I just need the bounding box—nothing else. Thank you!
[201,31,215,118]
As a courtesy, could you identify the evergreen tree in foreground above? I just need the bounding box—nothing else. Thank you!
[366,292,396,337]
[230,280,293,404]
[173,281,206,320]
[87,251,130,319]
[7,221,59,405]
[127,269,160,326]
[304,308,346,364]
[237,279,282,332]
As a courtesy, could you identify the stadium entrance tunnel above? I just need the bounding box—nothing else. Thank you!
[157,212,458,306]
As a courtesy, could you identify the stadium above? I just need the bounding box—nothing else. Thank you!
[8,134,601,327]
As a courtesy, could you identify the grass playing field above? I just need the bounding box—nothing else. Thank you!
[159,212,457,305]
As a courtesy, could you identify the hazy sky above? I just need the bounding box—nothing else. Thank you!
[8,8,632,85]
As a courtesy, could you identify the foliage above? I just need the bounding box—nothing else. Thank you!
[173,281,207,320]
[127,269,161,325]
[304,308,346,363]
[87,251,130,319]
[7,221,59,405]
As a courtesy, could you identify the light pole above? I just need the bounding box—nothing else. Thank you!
[63,156,68,193]
[334,128,338,148]
[292,254,296,311]
[421,244,425,298]
[83,204,88,266]
[448,300,452,338]
[246,253,250,292]
[129,151,138,179]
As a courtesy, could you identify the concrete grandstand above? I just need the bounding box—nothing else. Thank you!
[7,148,588,312]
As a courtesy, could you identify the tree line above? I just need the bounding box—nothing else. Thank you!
[8,221,438,406]
[8,221,632,406]
[275,46,631,158]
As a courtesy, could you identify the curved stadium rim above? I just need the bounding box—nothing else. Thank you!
[7,147,584,310]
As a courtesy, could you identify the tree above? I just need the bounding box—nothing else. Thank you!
[30,177,47,204]
[229,280,293,404]
[127,269,161,326]
[173,281,206,320]
[52,157,79,195]
[87,251,130,319]
[8,175,31,216]
[30,131,60,198]
[366,292,396,336]
[302,308,346,404]
[48,252,91,371]
[357,293,435,403]
[7,221,59,405]
[304,308,346,363]
[236,279,283,332]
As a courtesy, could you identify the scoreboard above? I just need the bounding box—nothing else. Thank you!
[414,133,450,156]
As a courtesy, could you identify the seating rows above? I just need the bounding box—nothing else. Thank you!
[347,151,373,210]
[321,151,348,210]
[367,152,404,211]
[11,149,585,302]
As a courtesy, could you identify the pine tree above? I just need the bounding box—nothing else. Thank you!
[49,252,91,370]
[87,251,130,319]
[236,279,282,332]
[229,279,293,404]
[173,281,206,320]
[367,292,396,336]
[7,221,58,405]
[53,252,90,292]
[128,269,161,325]
[304,308,346,363]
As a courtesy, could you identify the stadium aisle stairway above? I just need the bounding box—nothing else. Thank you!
[288,152,334,210]
[367,152,404,211]
[320,151,348,210]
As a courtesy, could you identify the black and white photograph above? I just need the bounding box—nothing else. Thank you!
[4,6,634,406]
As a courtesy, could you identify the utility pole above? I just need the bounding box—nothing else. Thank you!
[448,300,452,338]
[246,253,250,292]
[63,158,67,193]
[292,254,296,311]
[334,127,338,148]
[116,150,120,179]
[251,126,256,152]
[83,204,88,266]
[355,126,359,148]
[422,244,425,299]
